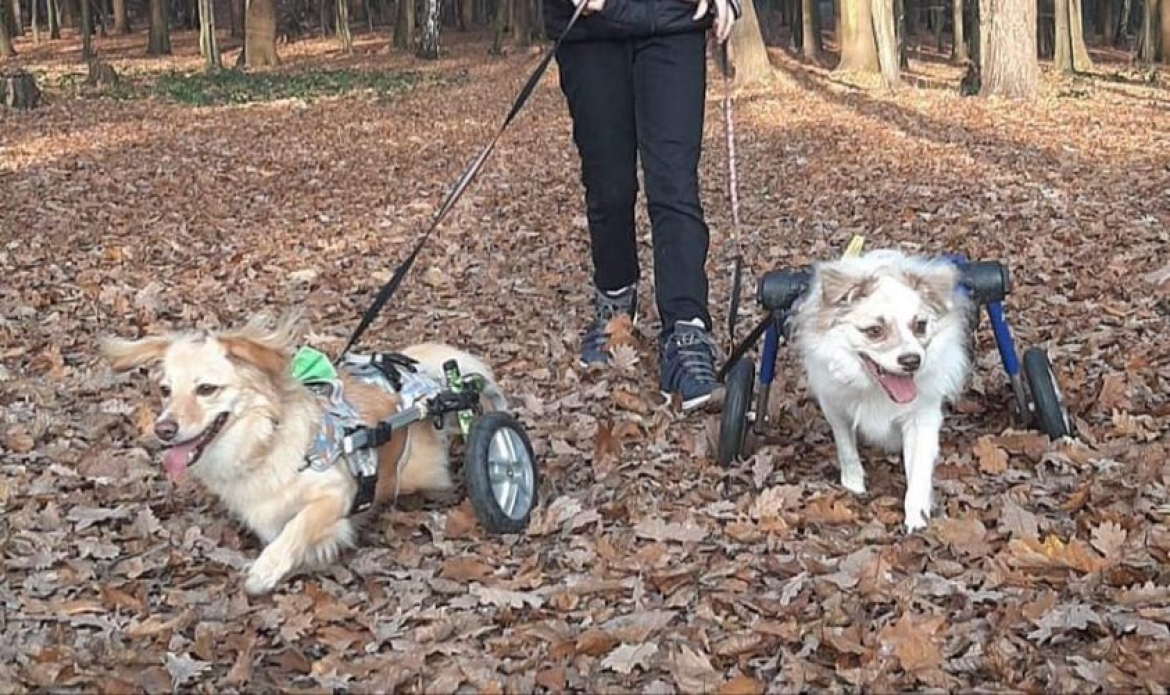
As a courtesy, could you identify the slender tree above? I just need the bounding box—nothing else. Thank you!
[801,0,823,60]
[729,0,773,83]
[337,0,352,52]
[952,0,967,60]
[244,0,277,65]
[837,0,880,71]
[0,0,15,57]
[394,0,415,50]
[978,0,1038,98]
[113,0,129,31]
[198,0,220,69]
[872,0,901,85]
[147,0,171,53]
[417,0,439,57]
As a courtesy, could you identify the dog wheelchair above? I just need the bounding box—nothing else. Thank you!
[296,349,539,533]
[715,255,1076,466]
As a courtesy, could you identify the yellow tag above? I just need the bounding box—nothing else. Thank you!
[843,235,865,258]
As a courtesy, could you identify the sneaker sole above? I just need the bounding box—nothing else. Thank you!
[661,390,714,412]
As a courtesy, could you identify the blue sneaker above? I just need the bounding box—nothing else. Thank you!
[580,284,638,366]
[659,319,719,410]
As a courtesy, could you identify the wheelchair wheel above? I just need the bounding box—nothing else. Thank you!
[463,412,538,534]
[1022,347,1073,440]
[716,356,755,466]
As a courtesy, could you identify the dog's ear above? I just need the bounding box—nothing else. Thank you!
[903,262,960,313]
[100,335,172,371]
[218,311,301,380]
[819,265,876,307]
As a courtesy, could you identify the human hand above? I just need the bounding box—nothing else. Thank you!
[572,0,606,14]
[690,0,735,42]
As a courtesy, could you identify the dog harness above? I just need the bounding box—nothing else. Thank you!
[295,348,443,515]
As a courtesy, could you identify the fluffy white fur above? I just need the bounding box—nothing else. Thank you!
[793,249,972,532]
[101,313,508,594]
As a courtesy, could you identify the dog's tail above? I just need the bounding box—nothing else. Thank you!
[479,379,509,413]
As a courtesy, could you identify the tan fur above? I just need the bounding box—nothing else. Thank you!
[100,314,508,595]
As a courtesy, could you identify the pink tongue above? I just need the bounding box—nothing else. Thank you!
[162,444,195,481]
[880,373,918,404]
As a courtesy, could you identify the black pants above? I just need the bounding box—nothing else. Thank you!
[555,29,711,332]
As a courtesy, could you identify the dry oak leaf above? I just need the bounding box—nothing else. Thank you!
[592,419,621,480]
[973,436,1008,474]
[439,557,494,582]
[469,583,544,609]
[1007,534,1105,574]
[803,494,857,525]
[667,644,721,693]
[601,642,659,675]
[878,612,946,673]
[576,628,619,657]
[932,515,991,557]
[720,674,767,695]
[1089,521,1127,562]
[634,518,707,544]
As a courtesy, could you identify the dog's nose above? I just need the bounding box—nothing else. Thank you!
[897,353,922,373]
[154,419,178,442]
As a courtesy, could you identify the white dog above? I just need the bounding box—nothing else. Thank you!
[793,249,972,532]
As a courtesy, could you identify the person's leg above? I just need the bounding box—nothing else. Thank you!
[555,38,641,365]
[632,30,718,409]
[632,29,711,331]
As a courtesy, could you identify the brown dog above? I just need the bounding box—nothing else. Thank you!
[101,313,508,594]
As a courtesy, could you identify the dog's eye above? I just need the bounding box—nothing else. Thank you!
[862,325,885,340]
[196,384,221,397]
[160,385,171,398]
[912,318,929,336]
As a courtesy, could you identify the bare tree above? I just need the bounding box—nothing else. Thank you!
[337,0,352,52]
[1054,0,1093,71]
[837,0,880,71]
[417,0,438,57]
[147,0,171,53]
[0,0,15,57]
[952,0,967,61]
[978,0,1038,98]
[394,0,415,50]
[730,0,774,83]
[871,0,901,86]
[801,0,824,60]
[245,0,278,65]
[113,0,129,31]
[198,0,220,70]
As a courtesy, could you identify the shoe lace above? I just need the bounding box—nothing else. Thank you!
[667,327,717,385]
[583,293,632,352]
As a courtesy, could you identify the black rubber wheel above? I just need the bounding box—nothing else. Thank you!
[463,411,538,534]
[1022,347,1073,440]
[716,356,755,466]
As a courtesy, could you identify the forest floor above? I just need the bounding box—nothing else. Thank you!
[2,24,1170,694]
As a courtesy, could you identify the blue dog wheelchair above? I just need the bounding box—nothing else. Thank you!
[714,255,1075,466]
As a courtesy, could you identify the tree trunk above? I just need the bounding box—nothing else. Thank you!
[48,0,59,37]
[113,0,129,30]
[458,0,470,27]
[417,0,438,56]
[147,0,171,53]
[80,0,92,58]
[1136,0,1155,59]
[509,0,528,44]
[952,0,968,59]
[12,0,23,36]
[245,0,277,65]
[337,0,352,51]
[1054,0,1073,68]
[0,0,15,56]
[1160,0,1170,60]
[198,0,220,69]
[1068,0,1093,66]
[489,0,504,53]
[730,0,773,82]
[801,0,822,58]
[3,69,43,107]
[872,0,901,85]
[394,0,415,50]
[31,0,39,44]
[1113,0,1129,44]
[837,0,881,71]
[979,0,1038,98]
[229,0,242,36]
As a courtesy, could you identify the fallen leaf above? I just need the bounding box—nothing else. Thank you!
[601,643,659,675]
[972,436,1008,474]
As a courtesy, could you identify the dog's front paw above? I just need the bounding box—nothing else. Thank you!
[244,552,291,595]
[903,491,932,533]
[840,464,866,495]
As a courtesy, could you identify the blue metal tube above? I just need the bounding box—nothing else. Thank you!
[759,319,780,386]
[986,300,1020,378]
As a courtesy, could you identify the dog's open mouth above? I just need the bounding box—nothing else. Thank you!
[161,412,229,480]
[860,354,918,404]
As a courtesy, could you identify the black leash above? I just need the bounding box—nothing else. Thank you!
[337,1,590,361]
[715,39,745,367]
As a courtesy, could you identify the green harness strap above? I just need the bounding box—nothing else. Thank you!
[290,346,338,385]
